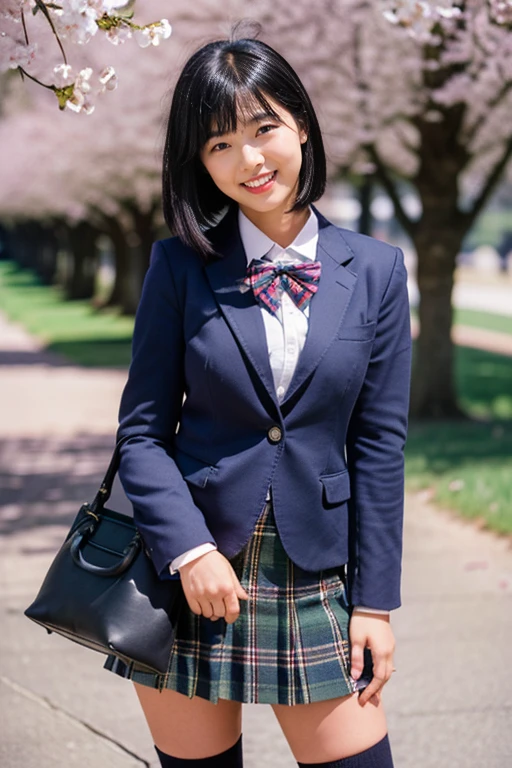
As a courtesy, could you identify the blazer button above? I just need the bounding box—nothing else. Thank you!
[268,426,282,444]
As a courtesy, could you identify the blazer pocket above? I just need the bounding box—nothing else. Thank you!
[183,464,217,489]
[320,470,351,506]
[176,450,218,488]
[338,321,377,342]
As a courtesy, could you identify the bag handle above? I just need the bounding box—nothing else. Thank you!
[69,433,142,576]
[89,434,132,514]
[69,522,140,577]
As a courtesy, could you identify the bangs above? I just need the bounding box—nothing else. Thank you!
[198,83,283,147]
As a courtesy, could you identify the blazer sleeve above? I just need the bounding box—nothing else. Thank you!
[116,240,216,578]
[345,247,412,611]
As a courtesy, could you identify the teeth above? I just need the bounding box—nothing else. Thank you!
[243,172,275,188]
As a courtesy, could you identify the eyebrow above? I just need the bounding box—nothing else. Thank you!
[207,111,281,140]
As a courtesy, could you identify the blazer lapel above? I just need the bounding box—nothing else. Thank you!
[204,205,357,409]
[205,208,279,405]
[280,209,357,405]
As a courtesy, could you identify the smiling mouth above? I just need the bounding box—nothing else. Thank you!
[241,170,277,188]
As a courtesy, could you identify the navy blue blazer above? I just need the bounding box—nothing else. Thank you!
[116,205,412,611]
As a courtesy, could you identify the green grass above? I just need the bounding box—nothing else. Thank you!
[0,261,133,367]
[405,343,512,534]
[456,345,512,419]
[454,308,512,335]
[405,419,512,534]
[411,306,512,336]
[1,258,511,535]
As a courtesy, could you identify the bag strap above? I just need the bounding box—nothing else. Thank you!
[89,434,131,514]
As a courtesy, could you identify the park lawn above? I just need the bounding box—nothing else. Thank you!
[1,259,511,534]
[406,419,512,535]
[405,343,512,535]
[0,261,133,366]
[411,306,512,336]
[453,307,512,335]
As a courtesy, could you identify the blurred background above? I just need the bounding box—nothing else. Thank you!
[1,2,511,767]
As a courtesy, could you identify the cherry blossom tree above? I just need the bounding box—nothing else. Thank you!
[0,1,171,113]
[2,1,511,416]
[0,1,240,311]
[253,0,512,418]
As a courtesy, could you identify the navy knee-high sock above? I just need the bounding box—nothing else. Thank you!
[154,734,243,767]
[297,734,393,768]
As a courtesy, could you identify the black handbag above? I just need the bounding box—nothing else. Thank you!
[24,437,184,675]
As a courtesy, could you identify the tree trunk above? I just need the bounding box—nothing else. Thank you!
[358,176,373,236]
[37,222,61,285]
[128,201,158,301]
[11,221,46,270]
[0,222,12,261]
[408,104,471,420]
[64,221,99,300]
[98,215,139,315]
[411,173,467,419]
[411,240,456,418]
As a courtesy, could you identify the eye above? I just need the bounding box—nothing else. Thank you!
[257,123,278,135]
[211,141,230,152]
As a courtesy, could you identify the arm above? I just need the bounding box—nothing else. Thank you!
[346,246,411,705]
[117,240,216,578]
[346,246,412,611]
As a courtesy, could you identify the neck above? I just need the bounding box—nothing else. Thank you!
[239,204,310,248]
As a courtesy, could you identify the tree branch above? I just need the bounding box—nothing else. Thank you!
[20,6,29,45]
[464,134,512,228]
[464,81,512,145]
[33,0,68,65]
[392,121,419,156]
[17,67,54,91]
[364,144,416,238]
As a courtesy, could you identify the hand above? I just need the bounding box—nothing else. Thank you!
[349,609,396,707]
[178,550,249,624]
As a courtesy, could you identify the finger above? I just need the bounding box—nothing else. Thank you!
[233,577,249,601]
[350,641,365,681]
[198,599,214,619]
[210,598,226,619]
[358,652,393,706]
[187,597,203,616]
[229,567,248,598]
[224,591,241,624]
[357,674,385,706]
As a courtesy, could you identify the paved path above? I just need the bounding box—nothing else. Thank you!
[452,270,512,317]
[1,309,512,767]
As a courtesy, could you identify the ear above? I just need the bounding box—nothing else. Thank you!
[300,132,308,144]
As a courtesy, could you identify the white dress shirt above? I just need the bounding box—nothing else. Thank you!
[168,209,388,616]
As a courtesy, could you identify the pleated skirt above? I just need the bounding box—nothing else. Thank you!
[104,503,374,704]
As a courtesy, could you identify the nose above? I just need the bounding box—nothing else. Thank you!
[240,142,264,173]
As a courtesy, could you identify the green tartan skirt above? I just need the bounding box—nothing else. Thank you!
[104,503,374,705]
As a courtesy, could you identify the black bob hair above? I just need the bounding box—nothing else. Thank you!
[162,36,326,260]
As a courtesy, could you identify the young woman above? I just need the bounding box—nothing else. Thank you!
[104,33,412,768]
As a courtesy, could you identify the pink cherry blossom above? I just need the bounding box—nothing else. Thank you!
[0,1,172,111]
[134,19,172,48]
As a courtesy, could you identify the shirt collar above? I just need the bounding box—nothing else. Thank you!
[238,206,319,266]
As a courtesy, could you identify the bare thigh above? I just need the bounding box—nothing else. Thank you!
[272,692,388,764]
[134,683,242,759]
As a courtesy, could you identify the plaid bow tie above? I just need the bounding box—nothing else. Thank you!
[242,258,322,315]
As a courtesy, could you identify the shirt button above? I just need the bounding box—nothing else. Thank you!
[268,426,282,444]
[276,386,285,397]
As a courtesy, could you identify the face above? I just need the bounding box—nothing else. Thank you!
[200,97,308,220]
